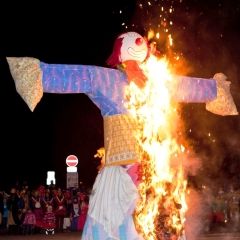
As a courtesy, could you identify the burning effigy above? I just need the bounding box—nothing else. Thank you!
[6,31,238,239]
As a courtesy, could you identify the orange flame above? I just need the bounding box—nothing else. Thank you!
[94,147,105,173]
[124,54,187,239]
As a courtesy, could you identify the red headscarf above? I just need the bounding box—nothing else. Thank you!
[106,33,150,88]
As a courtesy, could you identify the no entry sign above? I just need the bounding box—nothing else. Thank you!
[66,155,78,167]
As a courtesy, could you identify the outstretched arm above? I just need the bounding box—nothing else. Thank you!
[6,57,129,116]
[172,75,217,103]
[6,57,237,116]
[171,74,238,116]
[41,62,92,94]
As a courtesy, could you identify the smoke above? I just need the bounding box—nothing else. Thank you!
[184,189,206,240]
[173,0,240,187]
[128,0,240,236]
[184,187,240,239]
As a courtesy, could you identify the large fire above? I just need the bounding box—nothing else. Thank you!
[124,54,188,239]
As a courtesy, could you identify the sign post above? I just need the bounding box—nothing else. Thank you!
[66,155,78,188]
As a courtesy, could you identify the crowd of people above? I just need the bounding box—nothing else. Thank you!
[201,183,240,232]
[1,179,239,236]
[0,180,89,235]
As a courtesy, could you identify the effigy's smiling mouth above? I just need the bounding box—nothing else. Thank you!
[127,47,146,59]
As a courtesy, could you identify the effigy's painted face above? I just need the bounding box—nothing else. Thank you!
[119,32,148,63]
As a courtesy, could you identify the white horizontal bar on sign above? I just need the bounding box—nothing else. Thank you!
[67,166,77,172]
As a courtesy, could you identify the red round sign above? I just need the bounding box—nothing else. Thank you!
[66,155,78,167]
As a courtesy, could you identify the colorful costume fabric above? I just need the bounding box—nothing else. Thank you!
[6,32,238,239]
[6,61,226,239]
[78,201,88,231]
[70,201,81,231]
[39,62,219,239]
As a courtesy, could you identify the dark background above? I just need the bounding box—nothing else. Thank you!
[2,0,240,192]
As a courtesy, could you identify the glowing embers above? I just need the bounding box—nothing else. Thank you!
[124,54,187,239]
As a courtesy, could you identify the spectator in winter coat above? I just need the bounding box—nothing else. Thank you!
[33,202,43,234]
[42,205,56,234]
[16,189,25,225]
[23,209,36,235]
[7,187,20,235]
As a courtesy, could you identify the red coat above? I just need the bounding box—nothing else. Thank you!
[78,201,89,230]
[41,197,54,214]
[53,195,67,216]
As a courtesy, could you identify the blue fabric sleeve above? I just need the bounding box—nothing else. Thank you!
[40,62,129,116]
[172,75,217,102]
[40,62,217,115]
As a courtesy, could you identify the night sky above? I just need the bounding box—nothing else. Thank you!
[2,0,240,192]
